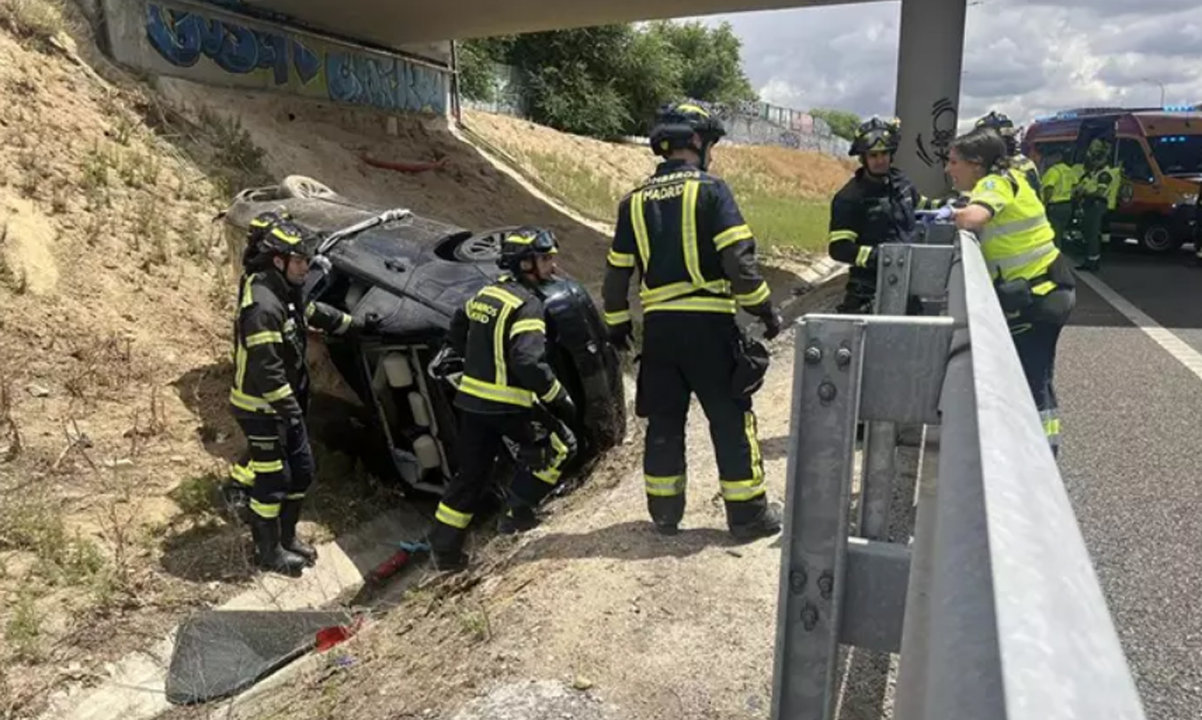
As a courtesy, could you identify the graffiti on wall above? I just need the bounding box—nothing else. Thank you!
[143,3,448,114]
[915,97,957,167]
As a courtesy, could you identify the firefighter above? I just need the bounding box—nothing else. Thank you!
[603,101,784,539]
[229,213,366,576]
[1073,139,1122,272]
[945,128,1076,456]
[427,227,578,572]
[975,111,1041,196]
[1039,149,1080,248]
[827,116,925,313]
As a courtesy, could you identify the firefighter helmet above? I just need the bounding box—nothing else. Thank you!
[498,226,558,274]
[849,116,901,157]
[649,102,727,163]
[976,111,1020,155]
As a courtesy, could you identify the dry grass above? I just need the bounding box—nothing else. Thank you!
[461,109,854,251]
[0,0,66,46]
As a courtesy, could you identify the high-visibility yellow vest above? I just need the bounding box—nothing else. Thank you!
[1040,162,1079,204]
[969,170,1060,296]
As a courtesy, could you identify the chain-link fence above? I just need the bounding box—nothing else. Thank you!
[459,63,850,156]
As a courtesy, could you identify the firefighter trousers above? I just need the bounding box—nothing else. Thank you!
[1080,197,1107,266]
[430,410,573,556]
[1046,202,1073,249]
[233,413,316,520]
[637,312,769,528]
[1008,287,1074,457]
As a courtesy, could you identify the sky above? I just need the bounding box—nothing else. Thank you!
[691,0,1202,129]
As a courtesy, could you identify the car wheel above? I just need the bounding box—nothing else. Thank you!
[1140,220,1182,253]
[451,227,511,263]
[280,175,338,200]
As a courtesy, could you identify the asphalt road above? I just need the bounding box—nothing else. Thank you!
[1058,243,1202,719]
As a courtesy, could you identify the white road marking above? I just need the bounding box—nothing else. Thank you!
[1076,271,1202,381]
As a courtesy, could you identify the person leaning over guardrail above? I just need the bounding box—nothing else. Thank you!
[943,128,1077,457]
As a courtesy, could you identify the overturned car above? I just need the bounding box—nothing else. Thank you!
[221,176,626,496]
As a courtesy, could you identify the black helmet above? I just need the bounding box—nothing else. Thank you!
[498,226,558,274]
[976,111,1019,154]
[243,214,312,271]
[849,116,901,157]
[649,102,726,168]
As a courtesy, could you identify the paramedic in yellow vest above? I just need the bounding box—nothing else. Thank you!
[945,128,1076,457]
[1039,149,1079,248]
[1073,140,1122,272]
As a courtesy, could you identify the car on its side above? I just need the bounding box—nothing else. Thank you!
[220,175,626,496]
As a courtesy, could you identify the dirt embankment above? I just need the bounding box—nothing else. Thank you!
[0,2,853,718]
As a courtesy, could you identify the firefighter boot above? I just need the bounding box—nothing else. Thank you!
[279,499,317,566]
[427,523,469,573]
[497,505,540,535]
[250,515,307,577]
[729,501,784,541]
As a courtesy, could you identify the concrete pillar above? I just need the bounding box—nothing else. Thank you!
[893,0,968,197]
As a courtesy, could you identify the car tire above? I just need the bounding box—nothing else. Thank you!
[280,175,339,200]
[1140,220,1183,254]
[449,227,513,263]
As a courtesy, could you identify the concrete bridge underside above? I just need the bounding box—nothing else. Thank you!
[240,0,964,193]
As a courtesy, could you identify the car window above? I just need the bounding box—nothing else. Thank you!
[1117,138,1155,183]
[1148,135,1202,177]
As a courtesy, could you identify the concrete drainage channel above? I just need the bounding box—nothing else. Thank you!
[40,263,849,720]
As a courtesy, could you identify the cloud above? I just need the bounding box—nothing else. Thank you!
[694,1,1202,129]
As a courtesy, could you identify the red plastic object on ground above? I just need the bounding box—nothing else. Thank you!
[360,153,448,174]
[314,621,356,652]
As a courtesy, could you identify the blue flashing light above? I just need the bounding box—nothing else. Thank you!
[1163,104,1196,112]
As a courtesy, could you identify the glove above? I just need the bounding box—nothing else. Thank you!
[545,388,577,426]
[607,321,633,351]
[759,309,783,341]
[935,205,955,221]
[427,344,463,380]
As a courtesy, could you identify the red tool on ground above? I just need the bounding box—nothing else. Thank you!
[359,153,448,174]
[366,540,431,584]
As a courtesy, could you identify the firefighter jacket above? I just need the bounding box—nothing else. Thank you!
[827,167,920,287]
[448,275,567,414]
[602,159,773,326]
[229,269,354,421]
[1012,153,1042,197]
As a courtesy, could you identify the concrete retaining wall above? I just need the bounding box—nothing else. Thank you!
[100,0,452,116]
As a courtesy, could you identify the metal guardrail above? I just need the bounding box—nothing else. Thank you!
[769,229,1146,719]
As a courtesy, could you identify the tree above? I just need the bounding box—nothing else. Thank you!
[459,21,759,139]
[811,108,862,142]
[646,21,757,106]
[455,41,499,102]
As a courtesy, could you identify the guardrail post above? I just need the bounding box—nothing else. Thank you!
[859,245,911,541]
[771,317,865,719]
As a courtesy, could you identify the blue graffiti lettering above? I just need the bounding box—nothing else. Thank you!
[291,40,320,85]
[146,4,311,86]
[327,53,397,109]
[146,4,203,66]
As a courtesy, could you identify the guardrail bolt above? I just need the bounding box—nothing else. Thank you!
[887,275,899,286]
[883,256,893,267]
[800,603,819,631]
[789,569,807,594]
[897,255,906,266]
[835,348,852,368]
[818,382,837,403]
[804,346,823,364]
[818,572,834,600]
